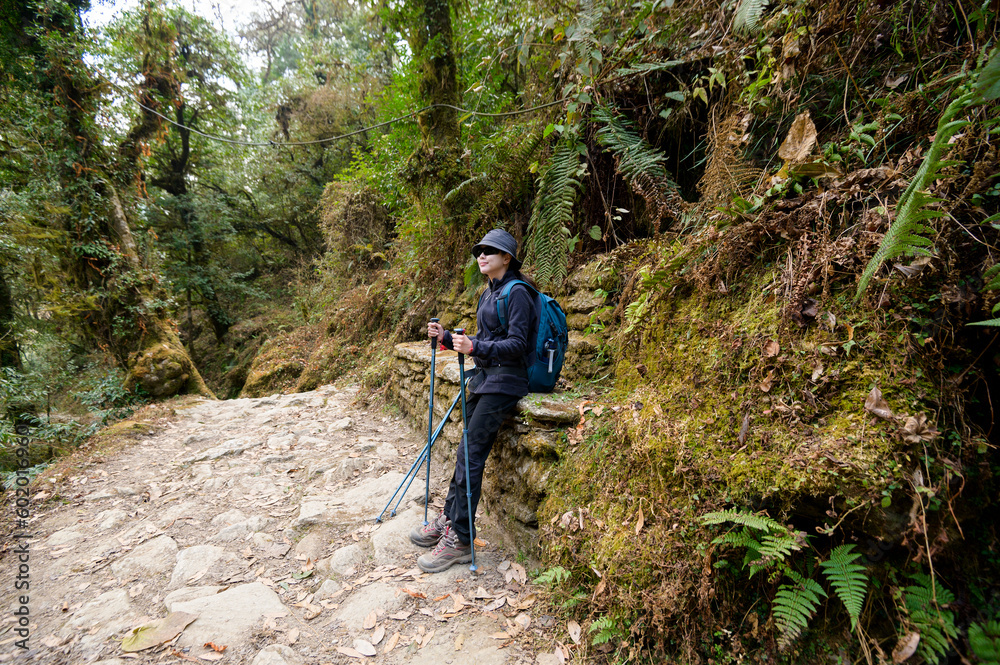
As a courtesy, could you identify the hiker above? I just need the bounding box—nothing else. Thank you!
[411,229,538,573]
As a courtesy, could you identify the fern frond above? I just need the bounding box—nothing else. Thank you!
[615,60,685,77]
[968,619,1000,663]
[900,575,958,665]
[712,529,761,550]
[525,137,584,289]
[593,106,683,229]
[443,173,489,205]
[733,0,768,35]
[819,544,868,630]
[773,573,826,649]
[856,83,979,298]
[701,509,785,533]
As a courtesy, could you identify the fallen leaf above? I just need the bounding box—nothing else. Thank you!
[384,632,400,653]
[811,362,824,382]
[336,646,364,658]
[515,593,537,610]
[635,506,645,535]
[455,633,465,650]
[568,620,582,644]
[759,370,775,393]
[420,630,435,648]
[892,631,920,663]
[433,593,450,602]
[901,414,939,443]
[371,625,385,645]
[491,632,510,639]
[362,611,377,630]
[388,611,412,620]
[474,586,491,599]
[865,386,895,420]
[554,646,566,664]
[197,654,224,662]
[452,593,467,612]
[778,111,818,163]
[285,628,299,645]
[402,587,427,599]
[354,639,377,657]
[121,612,199,652]
[763,339,780,357]
[204,642,227,652]
[514,613,531,631]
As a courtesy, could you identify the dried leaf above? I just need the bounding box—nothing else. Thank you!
[892,631,920,663]
[864,387,895,420]
[354,639,377,657]
[401,587,427,599]
[455,633,465,650]
[121,612,199,652]
[554,646,566,664]
[514,613,531,631]
[420,630,435,648]
[336,646,364,658]
[515,593,537,610]
[778,111,818,162]
[491,632,510,639]
[452,593,467,612]
[384,632,400,653]
[568,620,582,644]
[198,654,224,662]
[285,628,299,645]
[204,642,227,653]
[388,611,411,621]
[763,339,780,357]
[474,586,491,599]
[635,506,645,535]
[759,370,775,393]
[811,362,824,382]
[371,625,385,645]
[363,611,377,630]
[901,414,939,443]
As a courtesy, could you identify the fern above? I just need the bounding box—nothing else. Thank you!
[773,571,826,649]
[969,619,1000,664]
[969,217,1000,326]
[900,574,958,665]
[525,137,584,289]
[819,544,868,630]
[733,0,768,35]
[589,616,621,646]
[856,55,1000,299]
[701,509,786,532]
[593,106,682,228]
[535,566,571,586]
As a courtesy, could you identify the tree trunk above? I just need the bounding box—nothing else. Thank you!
[404,0,465,210]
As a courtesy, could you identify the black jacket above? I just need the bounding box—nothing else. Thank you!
[442,270,537,397]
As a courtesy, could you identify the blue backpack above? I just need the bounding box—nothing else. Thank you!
[496,280,568,393]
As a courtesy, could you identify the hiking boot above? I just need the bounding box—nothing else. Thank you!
[409,511,449,548]
[417,525,472,573]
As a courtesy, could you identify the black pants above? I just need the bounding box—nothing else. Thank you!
[443,391,521,545]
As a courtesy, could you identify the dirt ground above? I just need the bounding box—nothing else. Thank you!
[0,385,574,665]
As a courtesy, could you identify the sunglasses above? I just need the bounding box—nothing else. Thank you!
[476,247,501,256]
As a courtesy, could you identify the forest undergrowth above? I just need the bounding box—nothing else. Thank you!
[3,0,1000,662]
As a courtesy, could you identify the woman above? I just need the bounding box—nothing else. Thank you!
[411,229,538,573]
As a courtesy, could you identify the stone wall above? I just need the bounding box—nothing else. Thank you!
[385,265,613,552]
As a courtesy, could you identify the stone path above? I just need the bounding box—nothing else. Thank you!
[0,386,567,664]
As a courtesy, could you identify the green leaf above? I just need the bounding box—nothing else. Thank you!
[664,90,686,102]
[544,124,556,138]
[819,545,868,630]
[589,225,602,240]
[975,49,1000,102]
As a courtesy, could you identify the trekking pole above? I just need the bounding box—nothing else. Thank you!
[454,328,477,572]
[374,390,462,523]
[423,318,439,526]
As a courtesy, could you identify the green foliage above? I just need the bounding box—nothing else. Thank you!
[819,544,868,630]
[733,0,768,35]
[773,571,826,649]
[857,53,1000,300]
[899,574,958,665]
[589,615,623,646]
[969,619,1000,664]
[593,106,679,226]
[704,510,872,649]
[535,565,571,586]
[524,137,586,289]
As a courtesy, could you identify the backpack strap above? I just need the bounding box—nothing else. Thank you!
[495,280,536,333]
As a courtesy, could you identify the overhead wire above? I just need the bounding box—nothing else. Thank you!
[103,78,568,148]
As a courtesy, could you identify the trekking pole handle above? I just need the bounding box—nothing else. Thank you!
[430,318,439,348]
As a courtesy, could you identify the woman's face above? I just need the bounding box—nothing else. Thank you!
[477,248,511,279]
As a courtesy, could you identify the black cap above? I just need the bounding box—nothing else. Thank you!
[471,229,522,270]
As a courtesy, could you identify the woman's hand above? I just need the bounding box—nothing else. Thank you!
[427,321,444,343]
[452,333,474,355]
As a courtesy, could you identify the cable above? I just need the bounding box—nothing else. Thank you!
[104,78,568,148]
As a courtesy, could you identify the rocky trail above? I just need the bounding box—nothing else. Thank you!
[0,385,573,665]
